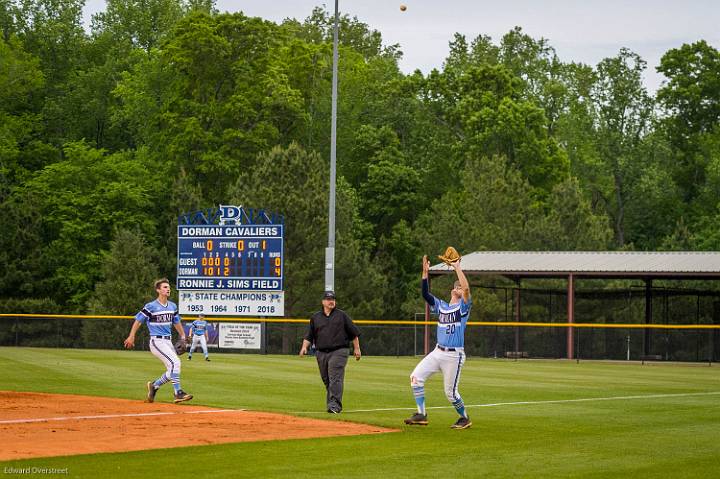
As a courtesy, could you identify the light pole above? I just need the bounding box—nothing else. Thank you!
[325,0,339,293]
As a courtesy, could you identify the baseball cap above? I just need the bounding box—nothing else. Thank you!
[322,291,336,300]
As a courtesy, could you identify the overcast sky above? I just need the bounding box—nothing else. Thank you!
[84,0,720,93]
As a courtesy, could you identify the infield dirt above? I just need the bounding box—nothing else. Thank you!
[0,391,397,460]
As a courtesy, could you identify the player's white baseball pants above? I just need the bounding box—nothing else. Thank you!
[189,335,208,356]
[410,346,465,402]
[149,337,181,378]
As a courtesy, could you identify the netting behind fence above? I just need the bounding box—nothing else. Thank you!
[1,315,718,362]
[2,281,718,360]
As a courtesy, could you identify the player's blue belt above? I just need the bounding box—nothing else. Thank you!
[152,335,171,339]
[437,344,459,352]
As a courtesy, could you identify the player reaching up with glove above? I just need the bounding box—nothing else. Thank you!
[405,251,473,429]
[124,278,193,404]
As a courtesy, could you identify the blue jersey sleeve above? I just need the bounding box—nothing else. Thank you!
[135,306,151,324]
[422,279,439,313]
[171,302,181,324]
[430,297,439,314]
[460,297,472,323]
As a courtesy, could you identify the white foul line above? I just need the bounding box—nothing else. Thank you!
[293,391,720,415]
[0,409,245,425]
[5,391,718,423]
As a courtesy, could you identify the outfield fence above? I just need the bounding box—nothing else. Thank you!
[1,314,718,363]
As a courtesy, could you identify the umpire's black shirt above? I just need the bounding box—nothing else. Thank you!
[304,308,360,352]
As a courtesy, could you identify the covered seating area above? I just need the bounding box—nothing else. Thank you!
[428,251,720,360]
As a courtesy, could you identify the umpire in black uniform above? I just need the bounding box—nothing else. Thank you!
[299,291,361,413]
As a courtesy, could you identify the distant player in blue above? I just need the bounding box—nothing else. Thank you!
[187,314,210,361]
[123,278,193,403]
[405,255,472,429]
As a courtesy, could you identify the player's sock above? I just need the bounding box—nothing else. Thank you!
[412,385,426,415]
[153,373,170,389]
[170,373,181,393]
[452,397,467,418]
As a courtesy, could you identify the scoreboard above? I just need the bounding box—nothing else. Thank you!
[177,224,284,316]
[177,225,283,290]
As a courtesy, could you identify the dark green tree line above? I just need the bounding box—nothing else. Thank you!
[0,1,718,352]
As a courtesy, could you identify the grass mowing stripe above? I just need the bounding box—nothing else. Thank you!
[293,390,720,414]
[2,347,719,478]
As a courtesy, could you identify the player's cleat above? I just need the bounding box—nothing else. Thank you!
[450,416,472,429]
[187,356,192,360]
[173,390,193,403]
[327,408,340,414]
[404,413,428,425]
[205,357,210,361]
[145,381,157,403]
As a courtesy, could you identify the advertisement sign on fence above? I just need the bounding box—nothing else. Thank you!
[219,323,262,349]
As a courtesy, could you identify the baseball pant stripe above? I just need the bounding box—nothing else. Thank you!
[450,353,463,401]
[151,339,175,375]
[150,339,181,376]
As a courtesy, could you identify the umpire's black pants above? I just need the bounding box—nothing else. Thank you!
[315,347,349,412]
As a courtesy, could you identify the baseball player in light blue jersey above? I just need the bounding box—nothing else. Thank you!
[405,255,472,429]
[187,314,210,361]
[123,278,193,403]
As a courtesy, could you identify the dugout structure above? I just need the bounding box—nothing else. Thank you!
[427,251,720,361]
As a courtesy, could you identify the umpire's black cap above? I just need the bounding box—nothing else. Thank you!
[322,291,336,300]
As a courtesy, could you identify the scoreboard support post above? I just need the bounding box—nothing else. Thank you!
[261,321,267,355]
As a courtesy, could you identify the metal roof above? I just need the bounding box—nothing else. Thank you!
[429,251,720,278]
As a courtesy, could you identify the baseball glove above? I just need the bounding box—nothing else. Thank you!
[174,338,188,356]
[438,246,461,265]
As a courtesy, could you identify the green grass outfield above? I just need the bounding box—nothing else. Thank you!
[1,347,718,478]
